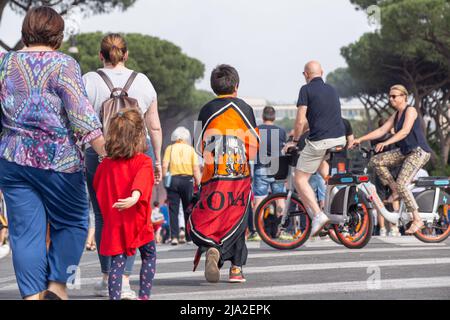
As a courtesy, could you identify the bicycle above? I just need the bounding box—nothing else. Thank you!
[358,147,450,243]
[254,146,375,250]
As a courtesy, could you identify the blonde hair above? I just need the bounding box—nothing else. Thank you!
[100,33,127,66]
[390,84,409,97]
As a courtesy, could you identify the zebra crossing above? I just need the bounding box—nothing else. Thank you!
[0,236,449,300]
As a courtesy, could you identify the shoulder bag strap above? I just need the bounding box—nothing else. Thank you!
[122,71,138,94]
[96,70,115,93]
[168,144,175,175]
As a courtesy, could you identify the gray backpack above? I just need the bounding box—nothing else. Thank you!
[96,70,140,136]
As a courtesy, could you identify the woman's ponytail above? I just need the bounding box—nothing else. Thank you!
[100,33,127,66]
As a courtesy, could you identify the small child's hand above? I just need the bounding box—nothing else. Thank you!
[113,190,141,211]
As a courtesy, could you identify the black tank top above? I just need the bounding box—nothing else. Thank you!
[394,106,431,155]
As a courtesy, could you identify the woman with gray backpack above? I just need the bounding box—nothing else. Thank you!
[82,33,162,299]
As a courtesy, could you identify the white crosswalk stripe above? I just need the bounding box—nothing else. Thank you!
[0,237,449,299]
[0,245,448,284]
[153,277,450,300]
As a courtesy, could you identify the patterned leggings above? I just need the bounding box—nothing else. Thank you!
[109,241,157,300]
[369,148,431,212]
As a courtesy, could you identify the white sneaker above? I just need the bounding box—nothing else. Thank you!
[311,213,330,237]
[121,285,137,300]
[171,238,179,246]
[93,280,109,297]
[0,244,10,260]
[379,228,387,237]
[179,230,186,244]
[389,226,401,237]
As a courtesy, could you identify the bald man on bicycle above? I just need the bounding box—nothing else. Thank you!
[284,61,346,237]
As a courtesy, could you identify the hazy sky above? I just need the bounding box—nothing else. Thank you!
[0,0,373,103]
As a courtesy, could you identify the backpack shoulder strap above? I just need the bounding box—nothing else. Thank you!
[96,70,115,93]
[122,71,139,94]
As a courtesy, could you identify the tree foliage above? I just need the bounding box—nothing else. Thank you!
[329,0,450,170]
[349,0,381,10]
[0,0,137,50]
[6,0,136,15]
[349,0,450,65]
[381,0,450,64]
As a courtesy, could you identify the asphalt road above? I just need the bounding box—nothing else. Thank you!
[0,236,449,300]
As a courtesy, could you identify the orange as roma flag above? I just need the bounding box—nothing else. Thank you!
[189,96,260,270]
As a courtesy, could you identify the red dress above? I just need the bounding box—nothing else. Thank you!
[93,153,154,257]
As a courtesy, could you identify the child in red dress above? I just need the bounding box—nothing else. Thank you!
[93,108,156,300]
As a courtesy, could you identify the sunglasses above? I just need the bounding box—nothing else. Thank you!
[389,94,405,100]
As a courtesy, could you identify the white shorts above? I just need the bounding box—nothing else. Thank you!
[296,136,346,174]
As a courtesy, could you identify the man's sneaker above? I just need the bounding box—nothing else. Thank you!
[278,231,294,240]
[94,280,109,297]
[121,285,137,300]
[204,248,220,283]
[311,212,330,237]
[171,238,179,246]
[247,232,261,242]
[379,228,387,237]
[389,226,401,237]
[179,230,186,244]
[229,266,246,283]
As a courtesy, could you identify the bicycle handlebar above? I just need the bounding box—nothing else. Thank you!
[358,145,376,159]
[285,146,300,156]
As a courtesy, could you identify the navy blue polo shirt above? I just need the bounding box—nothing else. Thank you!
[297,77,345,141]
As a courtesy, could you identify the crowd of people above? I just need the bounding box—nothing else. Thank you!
[0,6,437,300]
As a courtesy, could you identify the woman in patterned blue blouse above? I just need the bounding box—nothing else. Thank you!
[0,7,106,300]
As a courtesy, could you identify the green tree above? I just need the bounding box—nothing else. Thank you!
[384,0,449,61]
[327,67,379,131]
[349,0,380,10]
[0,0,137,51]
[330,0,450,170]
[275,117,295,133]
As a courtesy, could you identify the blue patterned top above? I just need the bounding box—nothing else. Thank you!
[0,51,102,173]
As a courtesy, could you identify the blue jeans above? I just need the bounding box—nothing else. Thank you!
[309,174,326,202]
[253,167,286,198]
[0,159,88,298]
[85,147,136,276]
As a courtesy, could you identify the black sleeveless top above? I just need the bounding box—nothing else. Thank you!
[394,106,431,155]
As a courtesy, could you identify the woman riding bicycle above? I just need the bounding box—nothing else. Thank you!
[352,84,432,235]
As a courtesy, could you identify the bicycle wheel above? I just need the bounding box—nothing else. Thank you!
[327,228,342,245]
[255,193,311,250]
[333,191,373,249]
[414,191,450,243]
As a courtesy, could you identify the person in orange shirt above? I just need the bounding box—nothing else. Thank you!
[190,65,260,284]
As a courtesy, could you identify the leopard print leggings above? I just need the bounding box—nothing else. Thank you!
[369,147,431,212]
